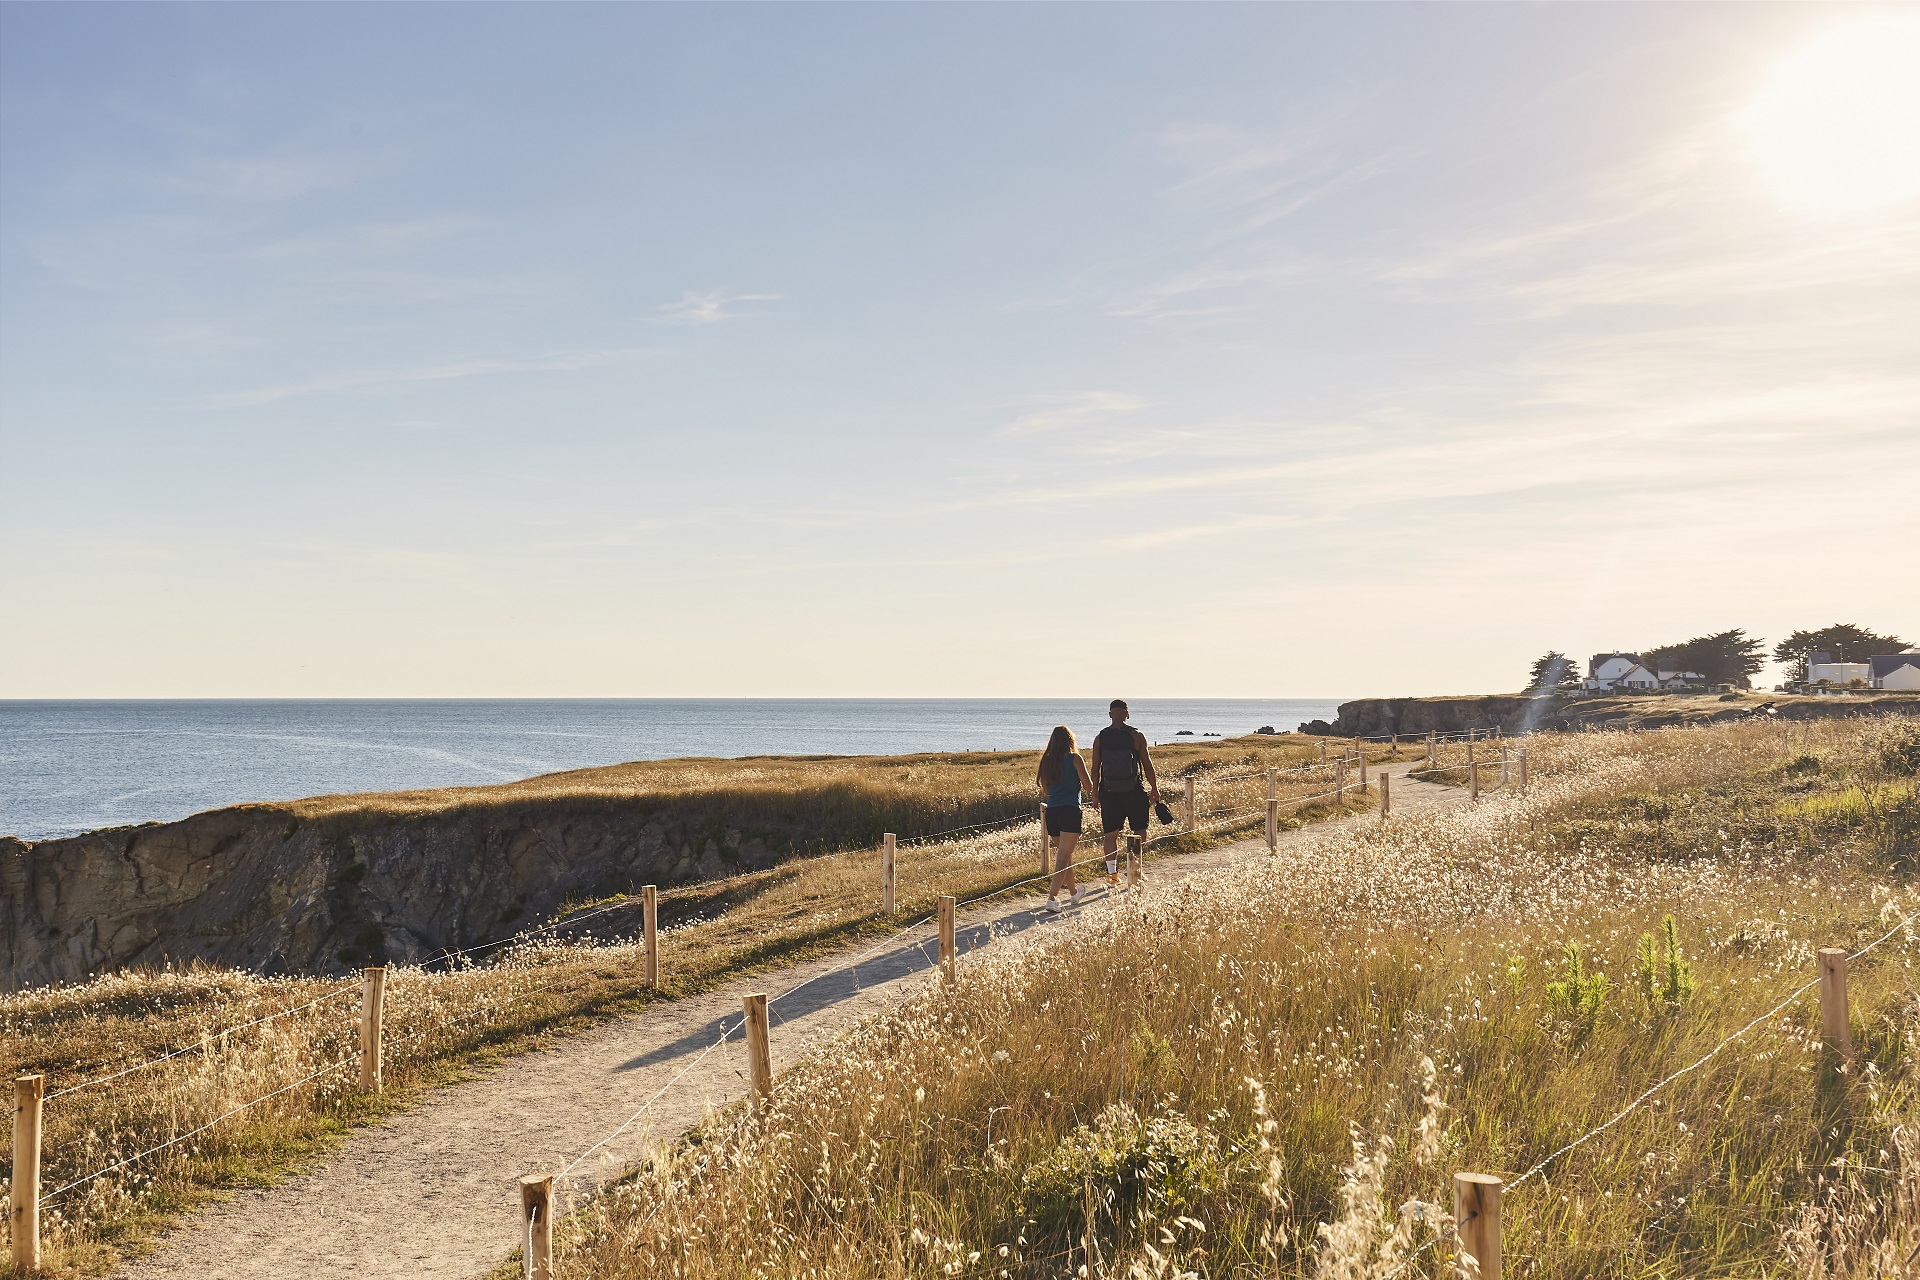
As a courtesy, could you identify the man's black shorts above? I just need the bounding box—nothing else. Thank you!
[1044,804,1083,836]
[1099,787,1150,834]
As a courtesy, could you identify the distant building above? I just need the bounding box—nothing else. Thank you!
[1807,651,1874,687]
[1656,668,1708,690]
[1583,653,1660,693]
[1872,649,1920,691]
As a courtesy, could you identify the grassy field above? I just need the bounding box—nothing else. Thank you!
[0,732,1383,1277]
[539,718,1920,1279]
[186,731,1392,853]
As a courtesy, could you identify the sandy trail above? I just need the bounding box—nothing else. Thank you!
[117,763,1468,1279]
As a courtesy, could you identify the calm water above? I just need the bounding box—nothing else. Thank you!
[0,699,1343,841]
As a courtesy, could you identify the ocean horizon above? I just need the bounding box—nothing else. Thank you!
[0,697,1346,842]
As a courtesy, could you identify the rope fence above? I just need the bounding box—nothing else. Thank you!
[1365,912,1913,1279]
[42,982,360,1102]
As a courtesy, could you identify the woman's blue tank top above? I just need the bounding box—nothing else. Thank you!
[1045,754,1082,807]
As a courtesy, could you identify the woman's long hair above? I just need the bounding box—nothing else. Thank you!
[1037,725,1076,790]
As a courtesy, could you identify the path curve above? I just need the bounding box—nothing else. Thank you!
[117,763,1468,1279]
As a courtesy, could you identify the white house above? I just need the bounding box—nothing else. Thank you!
[1657,668,1708,690]
[1583,653,1661,693]
[1807,657,1874,686]
[1872,649,1920,691]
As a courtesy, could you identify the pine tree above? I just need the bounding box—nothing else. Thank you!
[1526,651,1581,694]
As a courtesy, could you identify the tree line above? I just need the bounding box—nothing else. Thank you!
[1526,622,1911,694]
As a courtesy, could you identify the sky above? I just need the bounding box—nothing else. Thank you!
[2,3,1916,699]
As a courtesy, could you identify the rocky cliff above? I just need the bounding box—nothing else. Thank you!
[2,760,1024,992]
[1303,695,1560,738]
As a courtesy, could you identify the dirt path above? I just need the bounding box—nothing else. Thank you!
[117,763,1468,1279]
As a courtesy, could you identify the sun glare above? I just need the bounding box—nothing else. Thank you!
[1744,14,1920,215]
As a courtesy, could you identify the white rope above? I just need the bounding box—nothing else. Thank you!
[41,1053,358,1208]
[1504,909,1918,1192]
[45,983,359,1101]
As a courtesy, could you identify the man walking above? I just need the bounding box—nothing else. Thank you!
[1090,699,1163,886]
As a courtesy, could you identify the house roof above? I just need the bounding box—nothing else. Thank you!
[1870,654,1920,676]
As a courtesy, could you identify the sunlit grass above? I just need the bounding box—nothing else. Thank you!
[544,718,1920,1280]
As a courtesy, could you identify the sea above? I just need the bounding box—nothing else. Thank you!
[0,698,1344,842]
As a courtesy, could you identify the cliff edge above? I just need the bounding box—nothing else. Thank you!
[1,756,1022,992]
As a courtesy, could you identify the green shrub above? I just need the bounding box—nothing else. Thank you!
[1019,1103,1223,1239]
[1634,915,1698,1013]
[1544,942,1611,1040]
[1865,719,1920,777]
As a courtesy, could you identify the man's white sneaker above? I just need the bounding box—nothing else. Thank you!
[1044,896,1064,914]
[1069,887,1085,908]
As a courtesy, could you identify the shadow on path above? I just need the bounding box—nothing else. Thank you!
[613,885,1123,1072]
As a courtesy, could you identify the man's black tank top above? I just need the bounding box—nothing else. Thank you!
[1096,724,1141,792]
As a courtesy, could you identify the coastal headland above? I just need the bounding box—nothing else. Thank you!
[1304,689,1920,738]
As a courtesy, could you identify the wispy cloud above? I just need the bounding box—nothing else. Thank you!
[999,391,1149,436]
[209,348,648,408]
[656,290,783,324]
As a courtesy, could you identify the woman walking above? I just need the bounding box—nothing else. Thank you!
[1037,725,1094,912]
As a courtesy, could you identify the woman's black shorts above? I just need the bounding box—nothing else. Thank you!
[1044,804,1083,835]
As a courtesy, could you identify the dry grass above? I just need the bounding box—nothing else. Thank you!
[0,734,1356,1277]
[210,734,1340,834]
[541,718,1920,1279]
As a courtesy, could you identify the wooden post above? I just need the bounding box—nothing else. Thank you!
[519,1174,555,1280]
[1038,806,1049,876]
[1819,948,1852,1054]
[1390,732,1398,758]
[1453,1172,1502,1280]
[1518,749,1529,792]
[1126,834,1140,888]
[1379,771,1390,820]
[1500,747,1510,789]
[1320,740,1328,765]
[1358,751,1368,789]
[1427,733,1436,769]
[1468,739,1477,770]
[1335,757,1347,798]
[360,965,387,1092]
[743,993,773,1103]
[642,885,659,986]
[882,833,896,915]
[12,1074,43,1271]
[1265,768,1277,803]
[1469,757,1480,802]
[1266,799,1279,852]
[938,896,957,984]
[1183,776,1196,832]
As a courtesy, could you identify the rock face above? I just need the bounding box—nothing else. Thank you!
[1309,696,1563,738]
[4,792,846,992]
